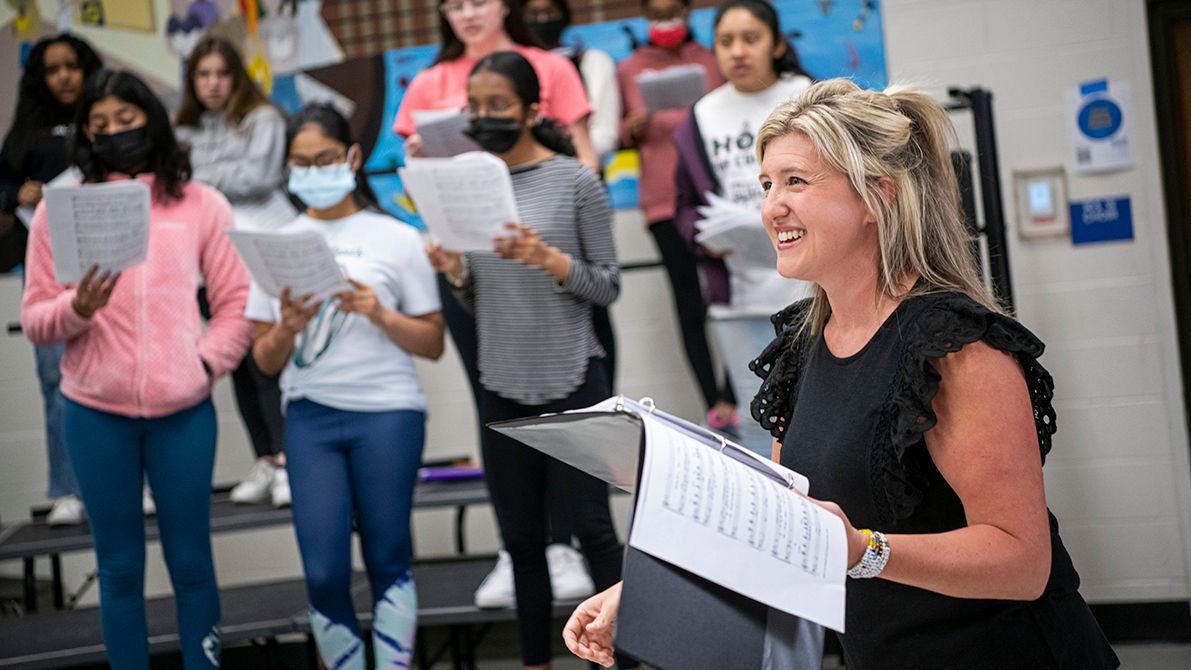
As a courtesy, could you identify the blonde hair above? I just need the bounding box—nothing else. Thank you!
[756,78,1002,335]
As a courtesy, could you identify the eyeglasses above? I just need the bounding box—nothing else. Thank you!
[440,0,495,15]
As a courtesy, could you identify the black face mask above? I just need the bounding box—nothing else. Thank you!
[528,18,566,47]
[465,116,524,154]
[92,126,152,175]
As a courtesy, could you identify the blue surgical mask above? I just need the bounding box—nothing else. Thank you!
[288,152,357,209]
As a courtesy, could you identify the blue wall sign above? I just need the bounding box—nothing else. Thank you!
[1069,196,1133,245]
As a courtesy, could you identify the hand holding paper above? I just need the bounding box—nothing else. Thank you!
[45,180,151,284]
[400,152,518,251]
[694,193,777,270]
[228,229,351,302]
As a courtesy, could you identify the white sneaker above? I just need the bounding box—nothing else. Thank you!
[47,495,85,526]
[474,551,515,609]
[547,543,595,601]
[142,486,156,517]
[230,459,277,505]
[270,468,291,508]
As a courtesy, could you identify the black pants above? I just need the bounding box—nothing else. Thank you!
[437,275,616,544]
[647,219,735,408]
[482,362,623,666]
[198,288,284,458]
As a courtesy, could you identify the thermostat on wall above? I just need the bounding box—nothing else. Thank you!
[1013,167,1069,239]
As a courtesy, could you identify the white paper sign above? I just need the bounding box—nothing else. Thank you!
[399,152,517,251]
[1064,78,1134,174]
[413,108,483,158]
[44,180,151,284]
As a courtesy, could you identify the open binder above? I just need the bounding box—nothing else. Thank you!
[489,396,844,670]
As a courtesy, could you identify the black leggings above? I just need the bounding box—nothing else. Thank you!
[482,362,623,666]
[646,219,735,409]
[199,287,284,458]
[437,275,613,544]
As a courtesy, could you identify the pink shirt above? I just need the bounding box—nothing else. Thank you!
[394,44,592,137]
[617,41,723,224]
[21,176,251,418]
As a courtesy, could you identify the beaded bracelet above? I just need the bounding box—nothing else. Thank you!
[847,529,890,579]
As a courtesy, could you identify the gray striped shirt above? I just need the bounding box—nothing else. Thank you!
[457,155,618,405]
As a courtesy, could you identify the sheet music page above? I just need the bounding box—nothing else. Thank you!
[695,194,777,270]
[44,180,151,284]
[227,229,350,301]
[636,63,708,112]
[413,108,483,157]
[628,410,847,632]
[399,152,517,251]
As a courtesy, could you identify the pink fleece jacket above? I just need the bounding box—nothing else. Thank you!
[21,175,251,418]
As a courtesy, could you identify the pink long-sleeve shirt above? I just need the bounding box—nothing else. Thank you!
[21,175,251,418]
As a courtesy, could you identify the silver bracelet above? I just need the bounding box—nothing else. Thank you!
[447,255,471,288]
[847,529,890,579]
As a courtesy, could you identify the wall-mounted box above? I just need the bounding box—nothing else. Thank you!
[1013,167,1069,240]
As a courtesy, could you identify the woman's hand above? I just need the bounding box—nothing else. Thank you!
[563,582,622,667]
[404,133,425,158]
[807,495,869,568]
[18,180,44,208]
[278,287,320,335]
[71,265,120,318]
[426,242,466,284]
[493,223,572,283]
[336,278,381,323]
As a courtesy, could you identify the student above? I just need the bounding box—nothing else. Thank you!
[396,0,599,607]
[427,51,624,670]
[522,0,620,161]
[616,0,736,433]
[175,36,293,508]
[20,69,250,669]
[674,0,813,457]
[395,0,597,171]
[564,79,1120,670]
[0,33,101,526]
[249,104,444,670]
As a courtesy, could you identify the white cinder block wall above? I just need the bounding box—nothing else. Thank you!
[882,0,1191,602]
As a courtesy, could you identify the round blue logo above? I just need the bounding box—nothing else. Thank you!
[1077,98,1122,140]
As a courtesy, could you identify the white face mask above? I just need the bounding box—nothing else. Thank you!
[288,150,358,209]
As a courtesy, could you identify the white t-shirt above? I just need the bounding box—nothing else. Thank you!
[244,210,441,412]
[694,75,813,314]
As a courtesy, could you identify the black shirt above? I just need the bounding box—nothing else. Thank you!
[750,291,1118,670]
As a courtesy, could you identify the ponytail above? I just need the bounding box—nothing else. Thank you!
[531,118,576,156]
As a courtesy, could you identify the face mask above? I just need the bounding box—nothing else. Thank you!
[288,152,357,209]
[648,19,688,49]
[528,18,566,47]
[92,126,152,175]
[465,116,524,154]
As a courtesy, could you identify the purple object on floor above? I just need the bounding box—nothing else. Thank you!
[419,466,485,482]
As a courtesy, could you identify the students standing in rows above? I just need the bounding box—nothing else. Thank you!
[674,0,813,457]
[249,104,444,670]
[396,0,599,609]
[427,51,626,670]
[1,33,102,526]
[617,0,736,433]
[175,36,294,508]
[21,69,250,669]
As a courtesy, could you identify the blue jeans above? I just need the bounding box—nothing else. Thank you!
[64,398,221,670]
[285,399,425,670]
[710,312,784,457]
[35,342,78,498]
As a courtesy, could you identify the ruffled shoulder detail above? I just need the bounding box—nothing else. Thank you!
[878,292,1058,522]
[749,299,813,442]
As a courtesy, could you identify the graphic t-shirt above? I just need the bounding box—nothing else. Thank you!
[245,210,440,412]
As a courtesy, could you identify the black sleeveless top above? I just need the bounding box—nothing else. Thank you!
[749,292,1119,670]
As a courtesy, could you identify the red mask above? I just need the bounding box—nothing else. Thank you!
[648,19,688,49]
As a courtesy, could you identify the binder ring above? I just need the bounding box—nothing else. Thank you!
[639,397,657,413]
[719,435,728,453]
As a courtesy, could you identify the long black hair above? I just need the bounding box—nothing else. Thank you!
[713,0,813,80]
[433,0,541,64]
[284,103,380,209]
[73,69,191,202]
[470,51,575,156]
[5,34,102,174]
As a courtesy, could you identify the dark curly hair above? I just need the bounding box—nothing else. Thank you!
[73,69,192,202]
[5,34,102,174]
